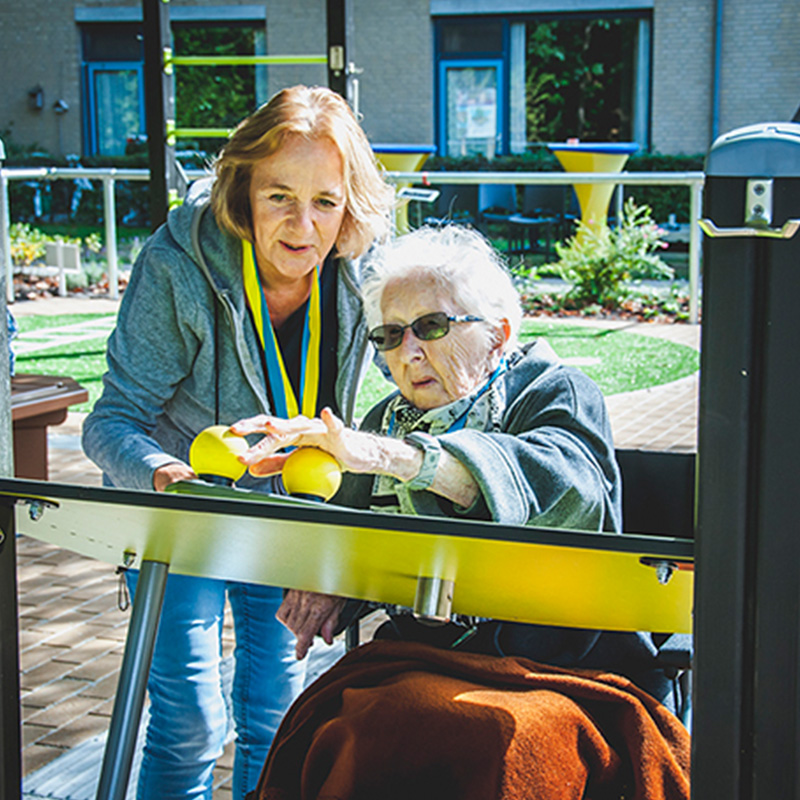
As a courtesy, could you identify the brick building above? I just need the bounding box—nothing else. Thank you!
[0,0,797,160]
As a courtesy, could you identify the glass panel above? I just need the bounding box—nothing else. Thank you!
[172,23,258,159]
[525,17,639,143]
[93,69,141,156]
[445,66,499,158]
[82,24,142,61]
[441,22,503,54]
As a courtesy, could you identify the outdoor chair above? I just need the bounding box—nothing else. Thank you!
[616,448,695,727]
[507,185,573,256]
[477,183,518,240]
[423,184,479,228]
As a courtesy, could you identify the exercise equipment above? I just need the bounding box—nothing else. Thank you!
[188,424,248,483]
[692,121,800,799]
[282,447,342,501]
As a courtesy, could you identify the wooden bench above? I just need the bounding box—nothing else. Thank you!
[10,373,88,480]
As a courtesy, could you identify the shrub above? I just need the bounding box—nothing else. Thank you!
[546,199,673,309]
[9,223,48,266]
[9,222,102,266]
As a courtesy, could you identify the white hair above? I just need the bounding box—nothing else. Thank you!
[362,225,522,353]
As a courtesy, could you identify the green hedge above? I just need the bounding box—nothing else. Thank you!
[419,151,705,223]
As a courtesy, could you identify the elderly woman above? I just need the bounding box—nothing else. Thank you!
[233,226,690,799]
[82,85,393,800]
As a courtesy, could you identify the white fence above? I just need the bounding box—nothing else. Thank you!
[0,166,704,322]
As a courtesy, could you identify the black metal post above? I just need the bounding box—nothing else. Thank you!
[693,123,800,799]
[95,560,168,800]
[326,0,347,98]
[0,502,21,800]
[142,0,174,230]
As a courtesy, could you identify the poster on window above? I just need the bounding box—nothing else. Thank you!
[466,100,496,139]
[446,66,499,158]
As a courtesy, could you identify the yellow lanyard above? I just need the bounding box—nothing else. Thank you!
[242,241,321,419]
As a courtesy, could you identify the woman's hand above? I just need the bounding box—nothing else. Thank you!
[153,462,196,492]
[231,408,384,477]
[276,590,346,660]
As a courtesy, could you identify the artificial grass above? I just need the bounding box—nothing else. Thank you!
[12,313,699,416]
[13,313,115,412]
[354,318,699,416]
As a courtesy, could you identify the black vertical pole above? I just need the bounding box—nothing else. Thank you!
[693,123,800,799]
[326,0,347,98]
[142,0,174,230]
[0,502,21,800]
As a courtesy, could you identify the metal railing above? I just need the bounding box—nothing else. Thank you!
[1,166,704,322]
[384,170,705,324]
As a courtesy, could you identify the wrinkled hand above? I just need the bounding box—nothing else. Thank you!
[276,590,346,660]
[231,408,380,477]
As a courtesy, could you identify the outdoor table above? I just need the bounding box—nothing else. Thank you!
[0,477,692,800]
[372,144,436,233]
[548,142,639,234]
[10,374,88,480]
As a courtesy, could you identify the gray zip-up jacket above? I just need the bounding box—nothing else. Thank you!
[338,339,622,531]
[82,179,372,492]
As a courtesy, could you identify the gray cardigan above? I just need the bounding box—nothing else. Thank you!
[83,179,372,492]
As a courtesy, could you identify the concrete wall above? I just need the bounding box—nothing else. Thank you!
[349,0,434,146]
[0,0,84,155]
[264,0,328,98]
[651,0,715,154]
[651,0,800,155]
[0,0,273,158]
[0,0,797,159]
[717,0,800,132]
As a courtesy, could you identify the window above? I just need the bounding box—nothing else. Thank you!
[171,23,265,158]
[435,13,651,157]
[440,60,504,158]
[525,17,641,143]
[80,20,265,158]
[81,24,145,156]
[85,63,145,156]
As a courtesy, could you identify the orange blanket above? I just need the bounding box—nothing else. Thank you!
[251,640,690,800]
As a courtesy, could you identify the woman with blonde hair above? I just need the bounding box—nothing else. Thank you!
[83,85,393,800]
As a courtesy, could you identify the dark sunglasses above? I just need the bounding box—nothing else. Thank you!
[368,311,484,352]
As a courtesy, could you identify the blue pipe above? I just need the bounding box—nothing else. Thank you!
[711,0,723,142]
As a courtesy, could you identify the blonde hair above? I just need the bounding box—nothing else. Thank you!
[363,225,522,353]
[211,85,393,259]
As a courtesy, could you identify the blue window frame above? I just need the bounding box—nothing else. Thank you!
[438,58,505,158]
[83,62,146,156]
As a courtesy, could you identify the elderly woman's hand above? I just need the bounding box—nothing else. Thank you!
[277,590,346,660]
[231,408,384,477]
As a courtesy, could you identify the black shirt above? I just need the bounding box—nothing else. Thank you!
[261,253,340,418]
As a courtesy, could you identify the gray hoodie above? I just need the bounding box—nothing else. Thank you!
[83,179,372,492]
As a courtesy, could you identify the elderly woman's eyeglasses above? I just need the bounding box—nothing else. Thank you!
[368,312,484,352]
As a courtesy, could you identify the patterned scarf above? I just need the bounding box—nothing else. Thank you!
[370,372,506,514]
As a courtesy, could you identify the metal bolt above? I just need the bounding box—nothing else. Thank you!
[655,561,676,585]
[753,183,765,196]
[27,501,46,522]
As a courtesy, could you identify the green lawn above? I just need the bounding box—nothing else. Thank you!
[12,313,699,417]
[354,319,699,416]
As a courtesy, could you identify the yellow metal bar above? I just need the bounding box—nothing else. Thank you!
[165,54,327,68]
[171,127,232,140]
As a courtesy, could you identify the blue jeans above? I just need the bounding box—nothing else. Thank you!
[126,571,306,800]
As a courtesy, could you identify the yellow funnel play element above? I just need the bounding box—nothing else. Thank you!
[548,143,638,235]
[373,145,436,234]
[282,447,342,501]
[189,425,249,483]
